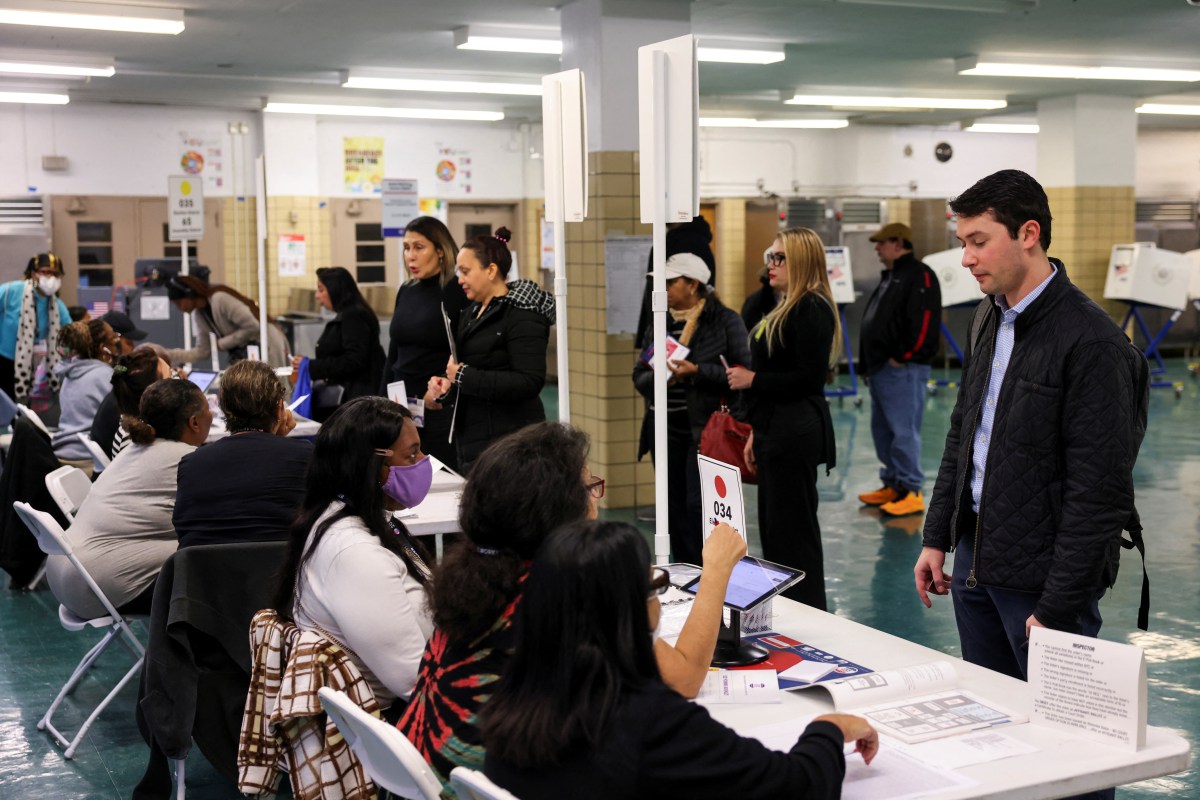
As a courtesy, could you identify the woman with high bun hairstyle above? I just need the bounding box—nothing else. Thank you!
[424,227,555,471]
[45,379,212,619]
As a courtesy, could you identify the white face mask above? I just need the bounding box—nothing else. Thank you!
[37,275,62,295]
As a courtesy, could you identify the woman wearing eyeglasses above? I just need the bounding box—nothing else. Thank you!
[727,228,841,611]
[0,253,71,402]
[399,423,746,793]
[482,519,877,800]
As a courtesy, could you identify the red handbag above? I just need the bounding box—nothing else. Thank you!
[699,403,757,484]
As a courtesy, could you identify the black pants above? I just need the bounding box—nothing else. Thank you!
[650,415,703,566]
[419,403,459,473]
[753,410,827,610]
[0,355,15,400]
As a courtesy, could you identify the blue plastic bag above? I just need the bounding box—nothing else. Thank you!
[291,357,314,420]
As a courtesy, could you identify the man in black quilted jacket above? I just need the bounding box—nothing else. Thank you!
[914,170,1146,692]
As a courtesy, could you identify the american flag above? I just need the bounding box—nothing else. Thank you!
[88,301,110,316]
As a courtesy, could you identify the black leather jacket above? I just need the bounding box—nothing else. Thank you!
[922,262,1148,631]
[858,252,941,374]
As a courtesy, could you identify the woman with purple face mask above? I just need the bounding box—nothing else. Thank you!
[274,396,435,717]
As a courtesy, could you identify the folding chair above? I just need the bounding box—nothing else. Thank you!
[76,432,111,473]
[13,501,146,758]
[317,687,442,800]
[449,767,522,800]
[44,465,92,524]
[16,403,52,437]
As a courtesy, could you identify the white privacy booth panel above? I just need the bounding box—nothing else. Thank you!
[1103,244,1192,310]
[924,248,986,308]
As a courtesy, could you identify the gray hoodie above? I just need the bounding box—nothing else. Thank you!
[52,358,114,461]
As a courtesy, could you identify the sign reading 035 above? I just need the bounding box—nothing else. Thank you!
[168,175,205,241]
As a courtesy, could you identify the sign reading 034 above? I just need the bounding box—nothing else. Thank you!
[168,175,205,241]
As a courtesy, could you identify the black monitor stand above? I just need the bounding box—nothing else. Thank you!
[710,608,770,667]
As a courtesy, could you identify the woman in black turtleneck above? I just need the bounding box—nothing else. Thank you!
[380,216,468,471]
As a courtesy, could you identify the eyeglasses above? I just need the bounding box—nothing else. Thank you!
[648,567,670,598]
[763,251,786,267]
[586,475,605,499]
[34,267,63,278]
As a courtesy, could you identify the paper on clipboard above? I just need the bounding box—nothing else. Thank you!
[441,302,457,362]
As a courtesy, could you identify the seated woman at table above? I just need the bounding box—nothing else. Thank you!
[91,347,171,458]
[399,423,745,791]
[274,396,434,716]
[46,379,213,619]
[51,319,118,470]
[482,519,878,800]
[174,360,311,549]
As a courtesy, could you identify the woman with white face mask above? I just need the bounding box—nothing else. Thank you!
[0,252,72,402]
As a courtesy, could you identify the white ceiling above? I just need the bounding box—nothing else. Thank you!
[3,0,1200,129]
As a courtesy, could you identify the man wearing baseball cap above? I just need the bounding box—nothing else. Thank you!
[858,222,941,516]
[101,311,149,356]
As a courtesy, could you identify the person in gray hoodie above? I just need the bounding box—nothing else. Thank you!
[51,319,117,469]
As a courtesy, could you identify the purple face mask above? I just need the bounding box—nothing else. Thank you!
[380,456,433,509]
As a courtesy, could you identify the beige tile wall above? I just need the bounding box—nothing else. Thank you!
[1045,186,1135,317]
[261,196,332,317]
[220,196,257,300]
[713,198,748,313]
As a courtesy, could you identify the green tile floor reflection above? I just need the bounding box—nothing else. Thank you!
[1,362,1196,797]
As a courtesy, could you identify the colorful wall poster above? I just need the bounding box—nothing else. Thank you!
[178,131,226,192]
[277,233,307,276]
[344,136,385,194]
[434,145,473,194]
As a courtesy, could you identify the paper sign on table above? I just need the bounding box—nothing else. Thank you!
[697,454,747,539]
[695,669,780,705]
[1029,626,1147,751]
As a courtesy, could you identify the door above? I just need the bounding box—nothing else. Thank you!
[50,196,138,306]
[135,198,224,282]
[446,203,519,277]
[743,200,780,299]
[328,198,398,316]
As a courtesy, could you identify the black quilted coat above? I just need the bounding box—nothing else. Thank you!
[922,262,1148,631]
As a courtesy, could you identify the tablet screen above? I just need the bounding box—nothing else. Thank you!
[187,371,218,392]
[680,556,805,612]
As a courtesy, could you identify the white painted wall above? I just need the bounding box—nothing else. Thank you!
[1038,95,1137,188]
[1137,129,1200,198]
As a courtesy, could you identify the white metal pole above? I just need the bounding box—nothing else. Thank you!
[652,50,670,566]
[180,239,192,351]
[549,82,571,423]
[254,155,270,363]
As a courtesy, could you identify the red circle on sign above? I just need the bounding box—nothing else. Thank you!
[714,475,727,499]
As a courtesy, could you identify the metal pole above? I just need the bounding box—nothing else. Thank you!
[180,239,192,351]
[254,155,270,362]
[549,82,571,423]
[652,50,670,565]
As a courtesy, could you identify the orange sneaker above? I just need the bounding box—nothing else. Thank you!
[881,491,925,517]
[858,486,901,506]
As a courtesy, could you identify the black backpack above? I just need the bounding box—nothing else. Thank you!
[966,299,1151,631]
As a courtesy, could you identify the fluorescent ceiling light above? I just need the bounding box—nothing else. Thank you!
[965,122,1039,133]
[834,0,1036,12]
[0,59,113,78]
[697,47,785,65]
[787,94,1006,110]
[0,90,68,104]
[700,117,848,129]
[1136,103,1200,116]
[453,27,561,55]
[263,102,504,122]
[343,75,541,96]
[0,1,184,35]
[959,60,1200,82]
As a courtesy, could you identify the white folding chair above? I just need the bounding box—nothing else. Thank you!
[76,432,111,473]
[317,687,442,800]
[13,501,146,758]
[16,403,52,437]
[449,767,522,800]
[44,465,92,524]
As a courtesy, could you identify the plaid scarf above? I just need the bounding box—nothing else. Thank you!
[14,280,63,400]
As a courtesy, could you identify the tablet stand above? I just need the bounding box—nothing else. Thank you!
[711,608,770,667]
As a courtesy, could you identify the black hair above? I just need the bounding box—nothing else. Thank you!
[404,216,459,288]
[67,306,88,322]
[950,169,1053,252]
[25,252,64,278]
[481,520,660,768]
[112,349,164,417]
[427,422,592,642]
[316,266,380,337]
[461,226,514,279]
[168,273,266,319]
[124,379,206,445]
[274,396,430,617]
[219,359,285,433]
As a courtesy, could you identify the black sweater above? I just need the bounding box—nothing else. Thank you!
[484,680,846,800]
[382,277,469,394]
[307,304,384,403]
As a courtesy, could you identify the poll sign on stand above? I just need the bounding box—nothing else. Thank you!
[639,34,698,565]
[823,246,855,306]
[168,176,204,351]
[697,455,748,543]
[382,179,420,238]
[542,68,588,423]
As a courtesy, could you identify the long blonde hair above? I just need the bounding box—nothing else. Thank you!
[754,227,842,366]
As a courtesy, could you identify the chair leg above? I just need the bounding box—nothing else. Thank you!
[39,629,119,733]
[22,560,48,591]
[56,655,144,759]
[173,757,186,799]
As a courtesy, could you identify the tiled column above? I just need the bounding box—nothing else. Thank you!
[713,198,747,311]
[1037,96,1137,315]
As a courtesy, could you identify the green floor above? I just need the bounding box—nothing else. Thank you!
[2,361,1197,798]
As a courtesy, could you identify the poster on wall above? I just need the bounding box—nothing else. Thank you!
[605,235,653,335]
[541,217,554,270]
[419,198,448,223]
[434,145,473,195]
[278,233,307,277]
[344,137,385,194]
[178,131,226,192]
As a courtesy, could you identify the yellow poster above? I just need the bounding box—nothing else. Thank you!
[344,136,385,194]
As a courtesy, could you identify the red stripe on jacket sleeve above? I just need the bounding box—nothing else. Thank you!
[903,309,932,360]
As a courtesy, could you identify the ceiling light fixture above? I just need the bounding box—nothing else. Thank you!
[0,58,114,78]
[787,94,1006,110]
[700,117,848,128]
[0,90,69,104]
[342,75,541,96]
[965,122,1039,133]
[1136,103,1200,116]
[696,45,785,65]
[453,26,561,55]
[833,0,1037,12]
[0,1,184,35]
[957,57,1200,82]
[263,102,504,122]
